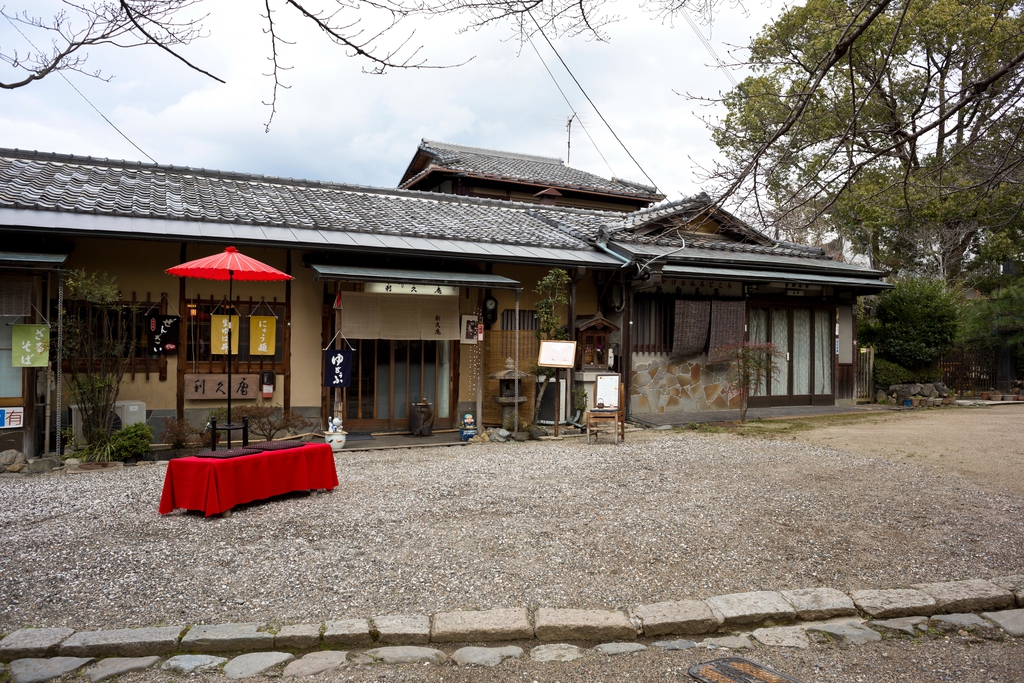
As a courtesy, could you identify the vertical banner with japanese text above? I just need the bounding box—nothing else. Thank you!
[147,315,179,355]
[211,315,240,355]
[249,316,276,355]
[323,349,353,388]
[12,324,49,367]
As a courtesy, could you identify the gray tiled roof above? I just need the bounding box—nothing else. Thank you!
[403,140,663,199]
[0,149,625,252]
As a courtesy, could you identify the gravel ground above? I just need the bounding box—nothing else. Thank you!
[1,427,1022,634]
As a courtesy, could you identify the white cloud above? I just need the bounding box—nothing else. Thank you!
[0,0,780,197]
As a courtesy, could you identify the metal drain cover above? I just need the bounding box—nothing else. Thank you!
[689,657,806,683]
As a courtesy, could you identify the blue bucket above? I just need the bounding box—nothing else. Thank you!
[459,428,477,442]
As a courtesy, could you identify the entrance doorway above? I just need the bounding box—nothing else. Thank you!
[748,305,834,407]
[340,339,453,431]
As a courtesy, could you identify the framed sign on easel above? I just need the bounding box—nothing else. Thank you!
[537,340,577,436]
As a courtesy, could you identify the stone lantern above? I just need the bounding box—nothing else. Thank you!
[489,357,531,430]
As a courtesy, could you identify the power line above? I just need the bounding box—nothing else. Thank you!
[4,15,157,163]
[525,33,617,177]
[527,11,662,194]
[681,10,738,88]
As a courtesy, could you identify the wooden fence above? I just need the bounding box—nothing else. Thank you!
[855,347,874,400]
[939,347,998,397]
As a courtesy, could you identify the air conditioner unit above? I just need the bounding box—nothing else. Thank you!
[69,400,147,444]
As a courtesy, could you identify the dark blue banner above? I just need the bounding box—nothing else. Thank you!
[323,349,353,388]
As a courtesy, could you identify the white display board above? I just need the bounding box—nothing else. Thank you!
[537,340,577,368]
[594,374,621,409]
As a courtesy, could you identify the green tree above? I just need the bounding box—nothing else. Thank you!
[960,280,1024,368]
[719,341,783,422]
[860,277,962,371]
[63,270,137,448]
[712,0,1024,282]
[532,268,570,424]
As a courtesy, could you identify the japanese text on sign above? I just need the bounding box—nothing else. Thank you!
[365,282,458,296]
[323,349,353,388]
[184,374,258,400]
[12,324,48,367]
[249,316,276,355]
[211,315,240,355]
[0,407,24,428]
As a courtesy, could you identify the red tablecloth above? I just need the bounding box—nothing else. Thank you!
[159,443,338,516]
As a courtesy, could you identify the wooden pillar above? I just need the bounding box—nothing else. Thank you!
[283,249,292,411]
[622,272,633,420]
[475,288,483,429]
[176,243,187,421]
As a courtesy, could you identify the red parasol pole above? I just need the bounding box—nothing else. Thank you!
[227,270,233,446]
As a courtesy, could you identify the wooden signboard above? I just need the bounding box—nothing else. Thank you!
[537,340,577,368]
[185,374,259,400]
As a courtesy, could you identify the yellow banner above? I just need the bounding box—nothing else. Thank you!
[249,316,276,355]
[211,315,239,355]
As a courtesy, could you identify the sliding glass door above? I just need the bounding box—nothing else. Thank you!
[343,339,453,431]
[747,305,834,407]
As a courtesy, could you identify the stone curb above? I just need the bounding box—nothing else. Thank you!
[2,576,1022,663]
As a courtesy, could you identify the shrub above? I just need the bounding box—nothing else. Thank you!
[232,404,315,441]
[874,358,944,387]
[161,417,200,449]
[108,423,154,460]
[860,277,961,370]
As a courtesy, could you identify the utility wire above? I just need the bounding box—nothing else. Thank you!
[681,10,738,88]
[525,32,617,178]
[4,15,157,163]
[527,11,662,194]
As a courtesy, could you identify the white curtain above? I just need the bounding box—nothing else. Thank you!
[748,308,768,396]
[771,309,789,395]
[814,309,833,394]
[792,309,811,395]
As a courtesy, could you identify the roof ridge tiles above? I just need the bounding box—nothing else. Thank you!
[421,140,564,165]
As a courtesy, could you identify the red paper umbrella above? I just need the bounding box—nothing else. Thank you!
[166,246,292,281]
[167,247,292,445]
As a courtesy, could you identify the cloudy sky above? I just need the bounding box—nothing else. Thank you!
[1,0,781,199]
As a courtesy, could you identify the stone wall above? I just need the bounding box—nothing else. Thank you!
[629,353,741,414]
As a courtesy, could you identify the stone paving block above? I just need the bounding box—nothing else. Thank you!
[650,639,697,650]
[223,652,294,679]
[930,613,1002,637]
[323,619,373,647]
[705,591,797,625]
[911,579,1015,613]
[805,623,881,645]
[867,616,929,636]
[85,656,160,683]
[180,623,274,653]
[9,657,93,683]
[850,589,937,618]
[529,644,582,662]
[593,642,647,656]
[284,651,349,677]
[450,646,522,667]
[363,646,446,665]
[633,600,719,636]
[275,624,321,649]
[990,575,1024,606]
[981,608,1024,637]
[535,608,636,642]
[372,615,431,645]
[161,654,227,673]
[752,626,810,649]
[431,608,532,642]
[702,635,753,650]
[0,628,76,660]
[780,588,857,620]
[59,626,184,657]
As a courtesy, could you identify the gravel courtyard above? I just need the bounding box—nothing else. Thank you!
[2,414,1022,634]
